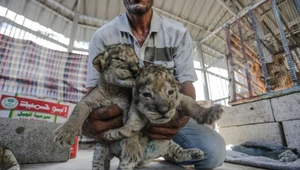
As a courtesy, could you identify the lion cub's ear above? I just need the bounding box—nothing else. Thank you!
[92,51,109,72]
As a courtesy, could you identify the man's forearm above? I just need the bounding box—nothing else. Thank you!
[180,81,196,100]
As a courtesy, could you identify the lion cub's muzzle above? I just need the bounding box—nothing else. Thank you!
[128,62,139,78]
[146,103,176,124]
[156,104,171,116]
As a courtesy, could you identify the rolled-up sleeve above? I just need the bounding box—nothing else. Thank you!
[86,31,105,88]
[173,31,198,83]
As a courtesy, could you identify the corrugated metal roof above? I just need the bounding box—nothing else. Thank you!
[1,0,297,60]
[0,0,260,44]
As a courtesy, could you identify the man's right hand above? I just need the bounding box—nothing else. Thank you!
[82,104,123,143]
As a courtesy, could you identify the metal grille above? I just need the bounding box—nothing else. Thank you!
[222,0,300,104]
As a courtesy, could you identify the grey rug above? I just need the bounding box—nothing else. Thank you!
[225,142,300,170]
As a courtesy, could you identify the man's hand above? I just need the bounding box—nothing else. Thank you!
[82,104,123,143]
[143,112,189,139]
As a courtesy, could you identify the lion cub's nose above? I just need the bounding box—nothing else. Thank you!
[157,105,170,115]
[128,63,139,77]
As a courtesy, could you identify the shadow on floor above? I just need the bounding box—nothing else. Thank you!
[21,149,265,170]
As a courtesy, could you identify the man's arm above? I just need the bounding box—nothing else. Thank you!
[86,29,106,88]
[180,81,196,100]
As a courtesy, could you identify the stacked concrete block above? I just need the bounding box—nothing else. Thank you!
[282,120,300,152]
[271,92,300,121]
[217,92,300,148]
[218,100,275,128]
[0,118,69,164]
[219,122,285,146]
[217,99,285,146]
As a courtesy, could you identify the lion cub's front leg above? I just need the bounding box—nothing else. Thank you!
[54,90,112,146]
[104,105,146,170]
[179,94,223,125]
[53,101,91,146]
[104,105,147,141]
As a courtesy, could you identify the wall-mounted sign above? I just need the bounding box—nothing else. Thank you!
[0,91,75,123]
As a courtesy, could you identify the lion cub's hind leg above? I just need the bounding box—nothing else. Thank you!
[0,146,20,170]
[117,135,143,170]
[92,143,113,170]
[163,140,204,163]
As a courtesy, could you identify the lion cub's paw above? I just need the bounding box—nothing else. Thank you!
[202,104,223,124]
[176,148,204,162]
[53,122,81,147]
[188,148,205,160]
[103,130,117,141]
[104,129,129,141]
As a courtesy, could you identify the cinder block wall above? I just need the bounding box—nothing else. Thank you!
[0,118,70,164]
[218,92,300,151]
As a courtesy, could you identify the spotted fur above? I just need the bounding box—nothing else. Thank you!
[52,43,139,170]
[0,146,20,170]
[103,65,224,170]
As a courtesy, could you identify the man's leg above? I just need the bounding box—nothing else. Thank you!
[172,119,227,169]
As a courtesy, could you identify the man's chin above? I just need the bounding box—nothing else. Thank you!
[129,5,149,15]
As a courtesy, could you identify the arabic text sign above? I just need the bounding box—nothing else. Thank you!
[0,95,69,118]
[11,111,56,122]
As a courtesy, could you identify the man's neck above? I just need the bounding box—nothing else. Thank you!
[126,10,152,46]
[127,10,152,34]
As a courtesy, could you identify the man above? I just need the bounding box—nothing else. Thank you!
[83,0,226,169]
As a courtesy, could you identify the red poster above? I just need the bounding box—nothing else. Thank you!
[0,95,69,118]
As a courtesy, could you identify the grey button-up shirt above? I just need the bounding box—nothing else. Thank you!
[87,10,197,88]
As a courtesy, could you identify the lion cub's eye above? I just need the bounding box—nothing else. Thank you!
[113,57,125,62]
[168,90,175,95]
[142,93,152,98]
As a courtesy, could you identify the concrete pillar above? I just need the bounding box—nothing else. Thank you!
[68,13,79,52]
[196,42,210,100]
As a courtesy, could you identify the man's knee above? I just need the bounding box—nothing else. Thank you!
[194,136,227,169]
[173,121,227,169]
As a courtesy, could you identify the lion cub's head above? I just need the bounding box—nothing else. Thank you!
[249,56,293,91]
[133,65,181,124]
[93,44,139,87]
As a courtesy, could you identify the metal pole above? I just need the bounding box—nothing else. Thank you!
[272,0,298,86]
[249,8,271,92]
[197,43,210,100]
[68,13,79,52]
[237,19,253,97]
[294,0,300,15]
[3,0,12,36]
[225,25,236,102]
[216,0,236,16]
[67,0,81,52]
[201,0,267,43]
[294,48,300,60]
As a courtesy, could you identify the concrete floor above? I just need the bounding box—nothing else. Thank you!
[21,149,266,170]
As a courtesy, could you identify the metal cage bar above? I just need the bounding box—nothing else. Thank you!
[237,19,253,97]
[294,0,300,15]
[225,25,236,102]
[249,8,271,92]
[272,0,298,86]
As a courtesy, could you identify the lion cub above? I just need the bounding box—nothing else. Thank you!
[103,65,223,170]
[0,146,20,170]
[53,44,139,146]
